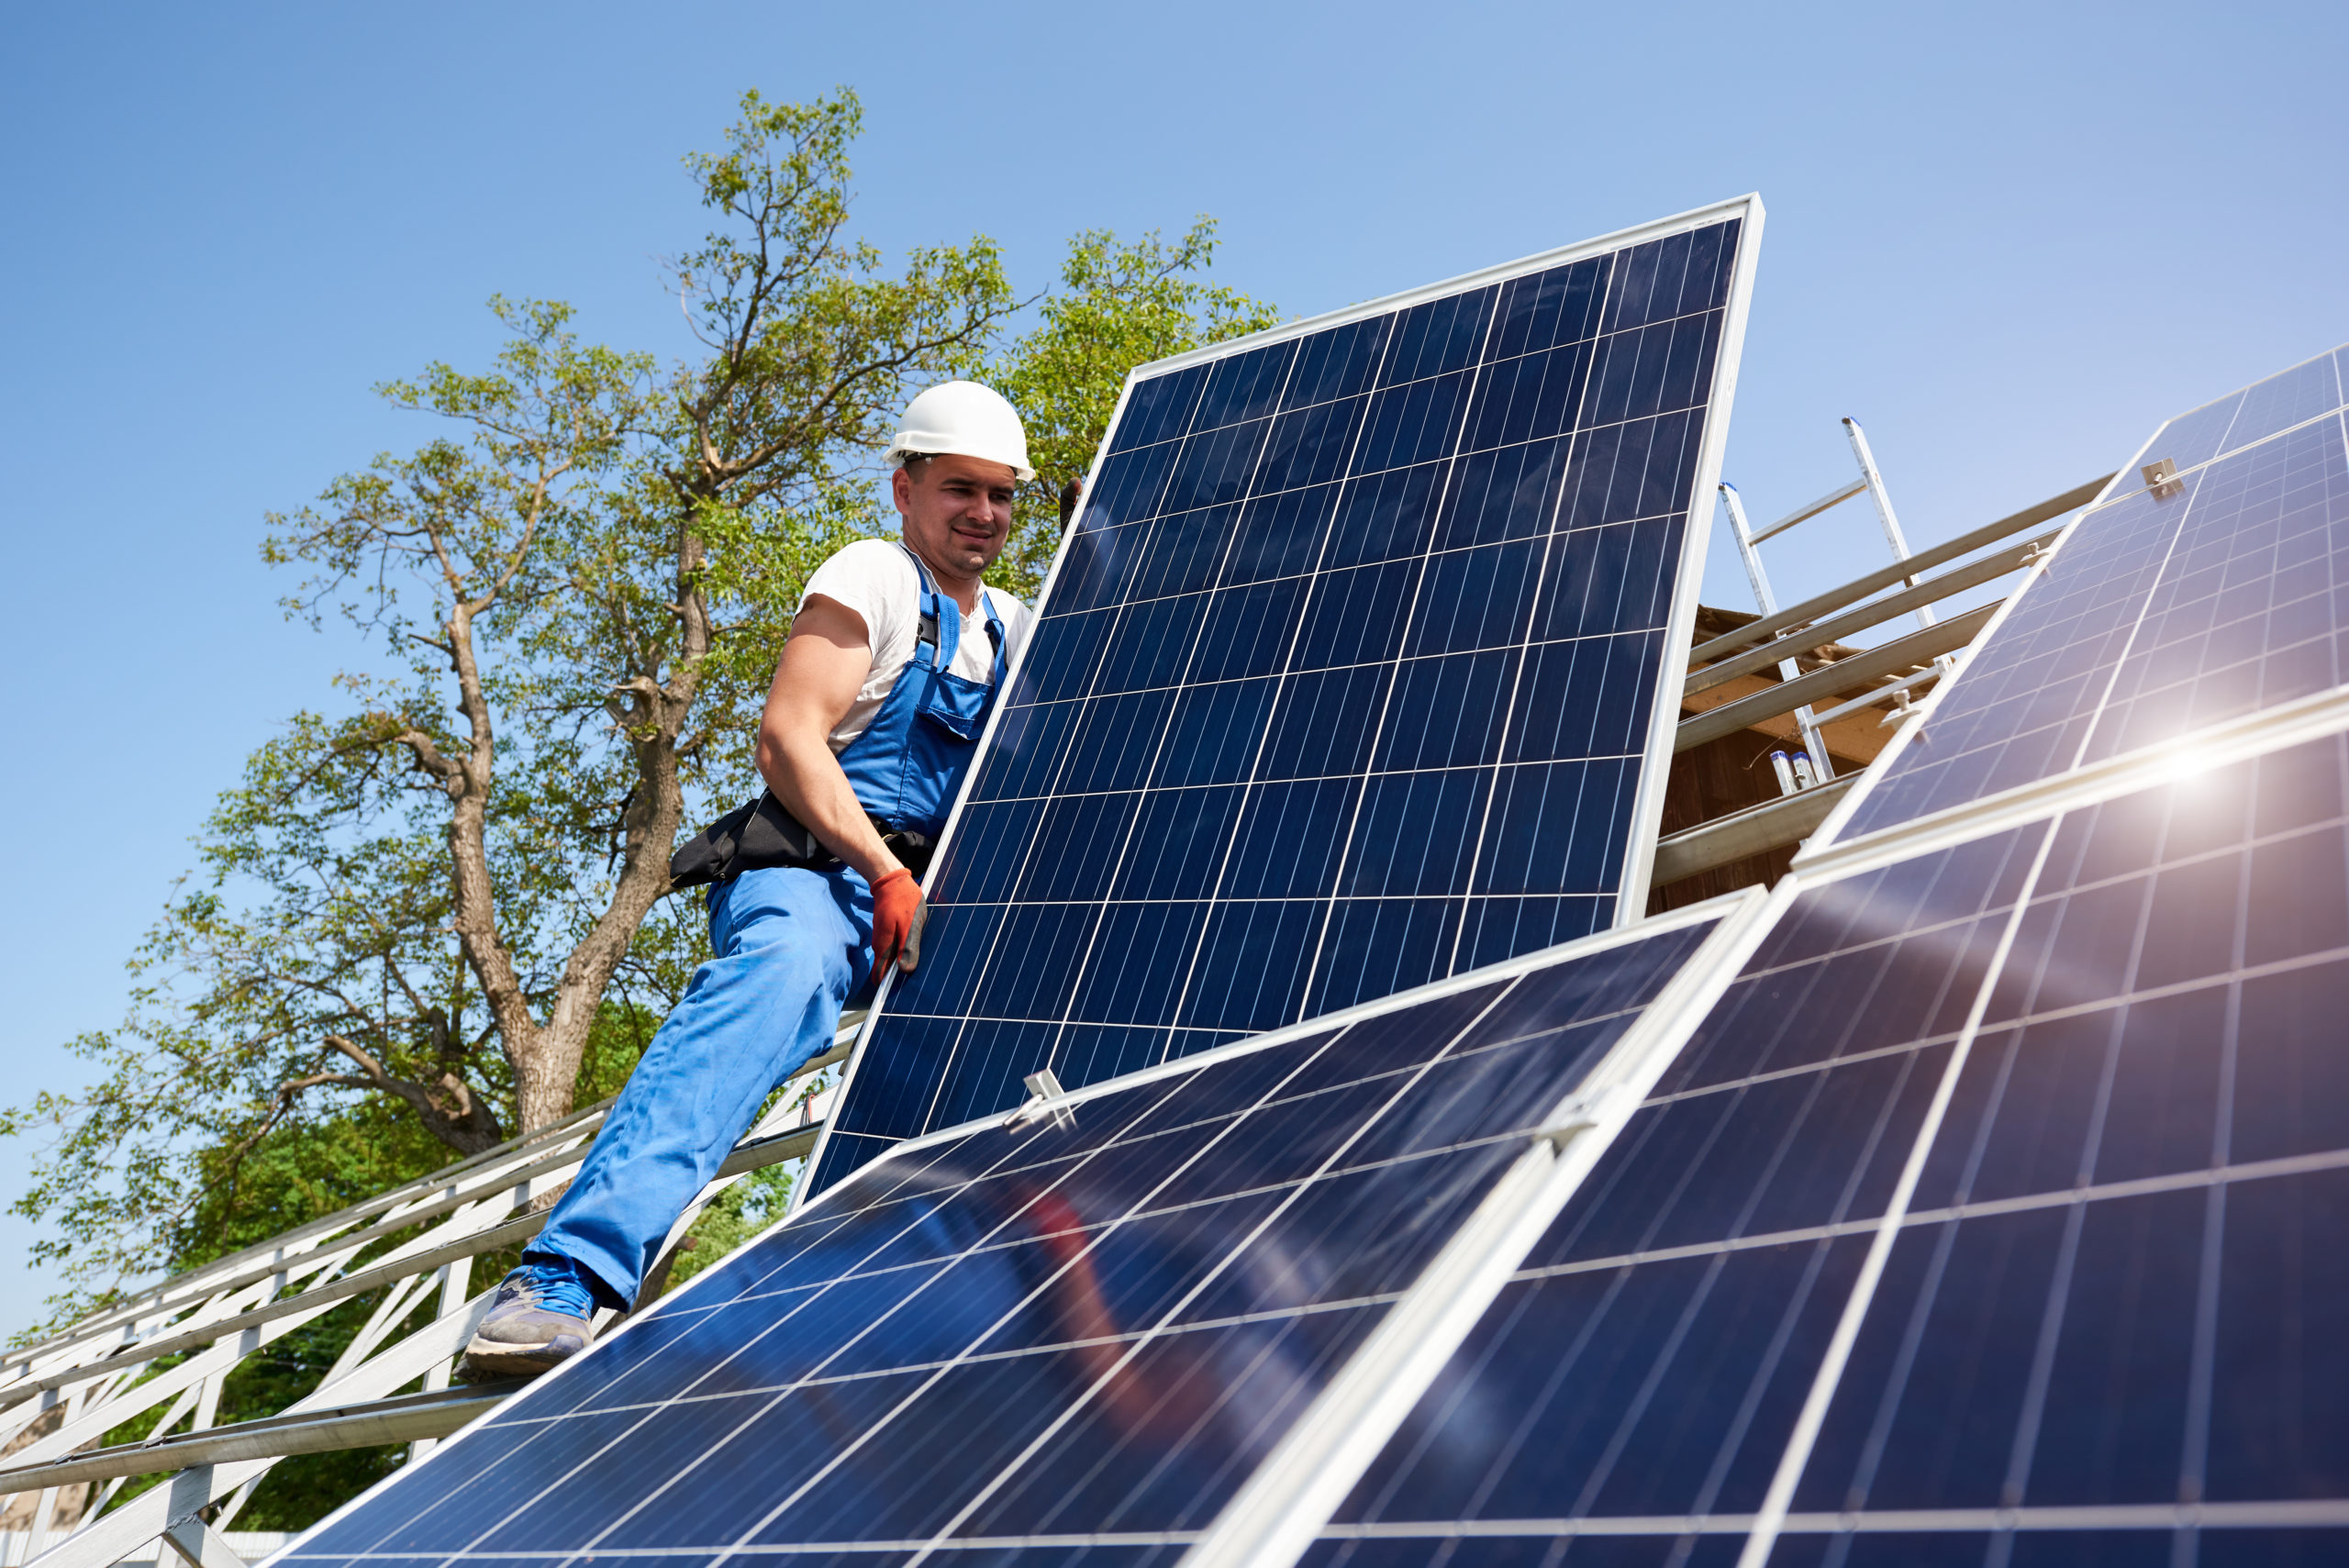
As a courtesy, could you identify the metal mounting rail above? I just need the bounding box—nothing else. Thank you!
[1650,774,1859,888]
[1675,604,1996,754]
[2,1097,621,1384]
[0,1385,527,1495]
[1690,474,2112,668]
[1686,525,2064,698]
[0,1019,859,1568]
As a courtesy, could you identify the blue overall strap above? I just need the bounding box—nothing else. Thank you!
[896,543,949,670]
[896,542,1006,679]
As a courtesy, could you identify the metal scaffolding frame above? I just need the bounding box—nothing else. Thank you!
[0,1017,863,1568]
[1651,470,2112,888]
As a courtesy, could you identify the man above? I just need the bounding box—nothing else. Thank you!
[462,380,1039,1377]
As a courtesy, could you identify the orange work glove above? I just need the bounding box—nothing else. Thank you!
[871,868,928,974]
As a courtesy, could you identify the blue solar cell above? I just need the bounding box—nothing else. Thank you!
[1194,339,1299,431]
[1841,355,2349,839]
[1284,314,1391,410]
[277,914,1722,1568]
[1311,728,2349,1563]
[2222,350,2343,453]
[1107,361,1207,453]
[812,215,1753,1191]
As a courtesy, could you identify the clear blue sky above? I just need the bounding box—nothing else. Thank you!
[4,1,2343,1336]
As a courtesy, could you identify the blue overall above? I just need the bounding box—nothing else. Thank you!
[529,547,1008,1309]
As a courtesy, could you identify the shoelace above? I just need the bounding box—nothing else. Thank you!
[502,1263,595,1320]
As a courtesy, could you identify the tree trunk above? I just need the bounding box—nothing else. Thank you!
[509,1016,594,1136]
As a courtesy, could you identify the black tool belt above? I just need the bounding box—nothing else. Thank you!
[668,791,934,892]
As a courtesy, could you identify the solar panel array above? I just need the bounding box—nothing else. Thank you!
[1309,728,2349,1564]
[1839,343,2349,840]
[807,203,1760,1194]
[267,906,1740,1567]
[257,308,2349,1568]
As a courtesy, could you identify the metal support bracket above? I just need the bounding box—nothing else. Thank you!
[1531,1083,1640,1152]
[1004,1069,1076,1131]
[161,1519,246,1568]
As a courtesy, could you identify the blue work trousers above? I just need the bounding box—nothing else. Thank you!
[528,864,875,1308]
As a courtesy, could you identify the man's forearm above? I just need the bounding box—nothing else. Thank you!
[760,734,902,884]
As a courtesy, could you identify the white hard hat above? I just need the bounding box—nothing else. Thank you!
[885,380,1035,482]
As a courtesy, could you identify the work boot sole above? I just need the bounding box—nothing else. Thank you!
[462,1332,586,1380]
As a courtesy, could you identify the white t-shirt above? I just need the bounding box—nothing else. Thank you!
[796,538,1032,751]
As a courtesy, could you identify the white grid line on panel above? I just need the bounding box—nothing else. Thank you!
[1308,1497,2349,1539]
[1442,259,1623,978]
[960,762,1654,809]
[1730,806,2068,1568]
[1498,1140,2349,1289]
[1175,888,1782,1568]
[268,1495,2349,1551]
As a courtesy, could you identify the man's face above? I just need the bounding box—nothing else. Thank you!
[894,453,1018,579]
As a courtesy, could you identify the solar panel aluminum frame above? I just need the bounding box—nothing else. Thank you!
[1798,680,2349,887]
[1796,394,2349,873]
[792,194,1769,1213]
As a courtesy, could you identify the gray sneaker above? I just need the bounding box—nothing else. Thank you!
[462,1262,598,1378]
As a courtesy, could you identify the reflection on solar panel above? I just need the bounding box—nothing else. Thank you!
[267,905,1751,1568]
[1834,343,2349,841]
[808,199,1765,1192]
[1308,726,2349,1567]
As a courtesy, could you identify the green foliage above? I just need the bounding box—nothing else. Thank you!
[6,87,1272,1336]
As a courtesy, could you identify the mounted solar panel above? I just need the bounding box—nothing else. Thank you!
[1281,343,2349,1566]
[1303,724,2349,1567]
[247,341,2349,1568]
[1827,343,2349,845]
[807,197,1765,1194]
[260,903,1758,1568]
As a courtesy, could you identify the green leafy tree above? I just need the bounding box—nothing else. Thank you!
[5,93,1274,1332]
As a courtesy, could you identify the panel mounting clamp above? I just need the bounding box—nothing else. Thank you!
[2143,457,2183,499]
[1004,1068,1077,1131]
[1531,1082,1640,1152]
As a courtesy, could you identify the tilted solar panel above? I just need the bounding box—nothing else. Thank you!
[259,282,2349,1568]
[264,906,1748,1568]
[1831,344,2349,842]
[1306,725,2349,1566]
[807,199,1764,1193]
